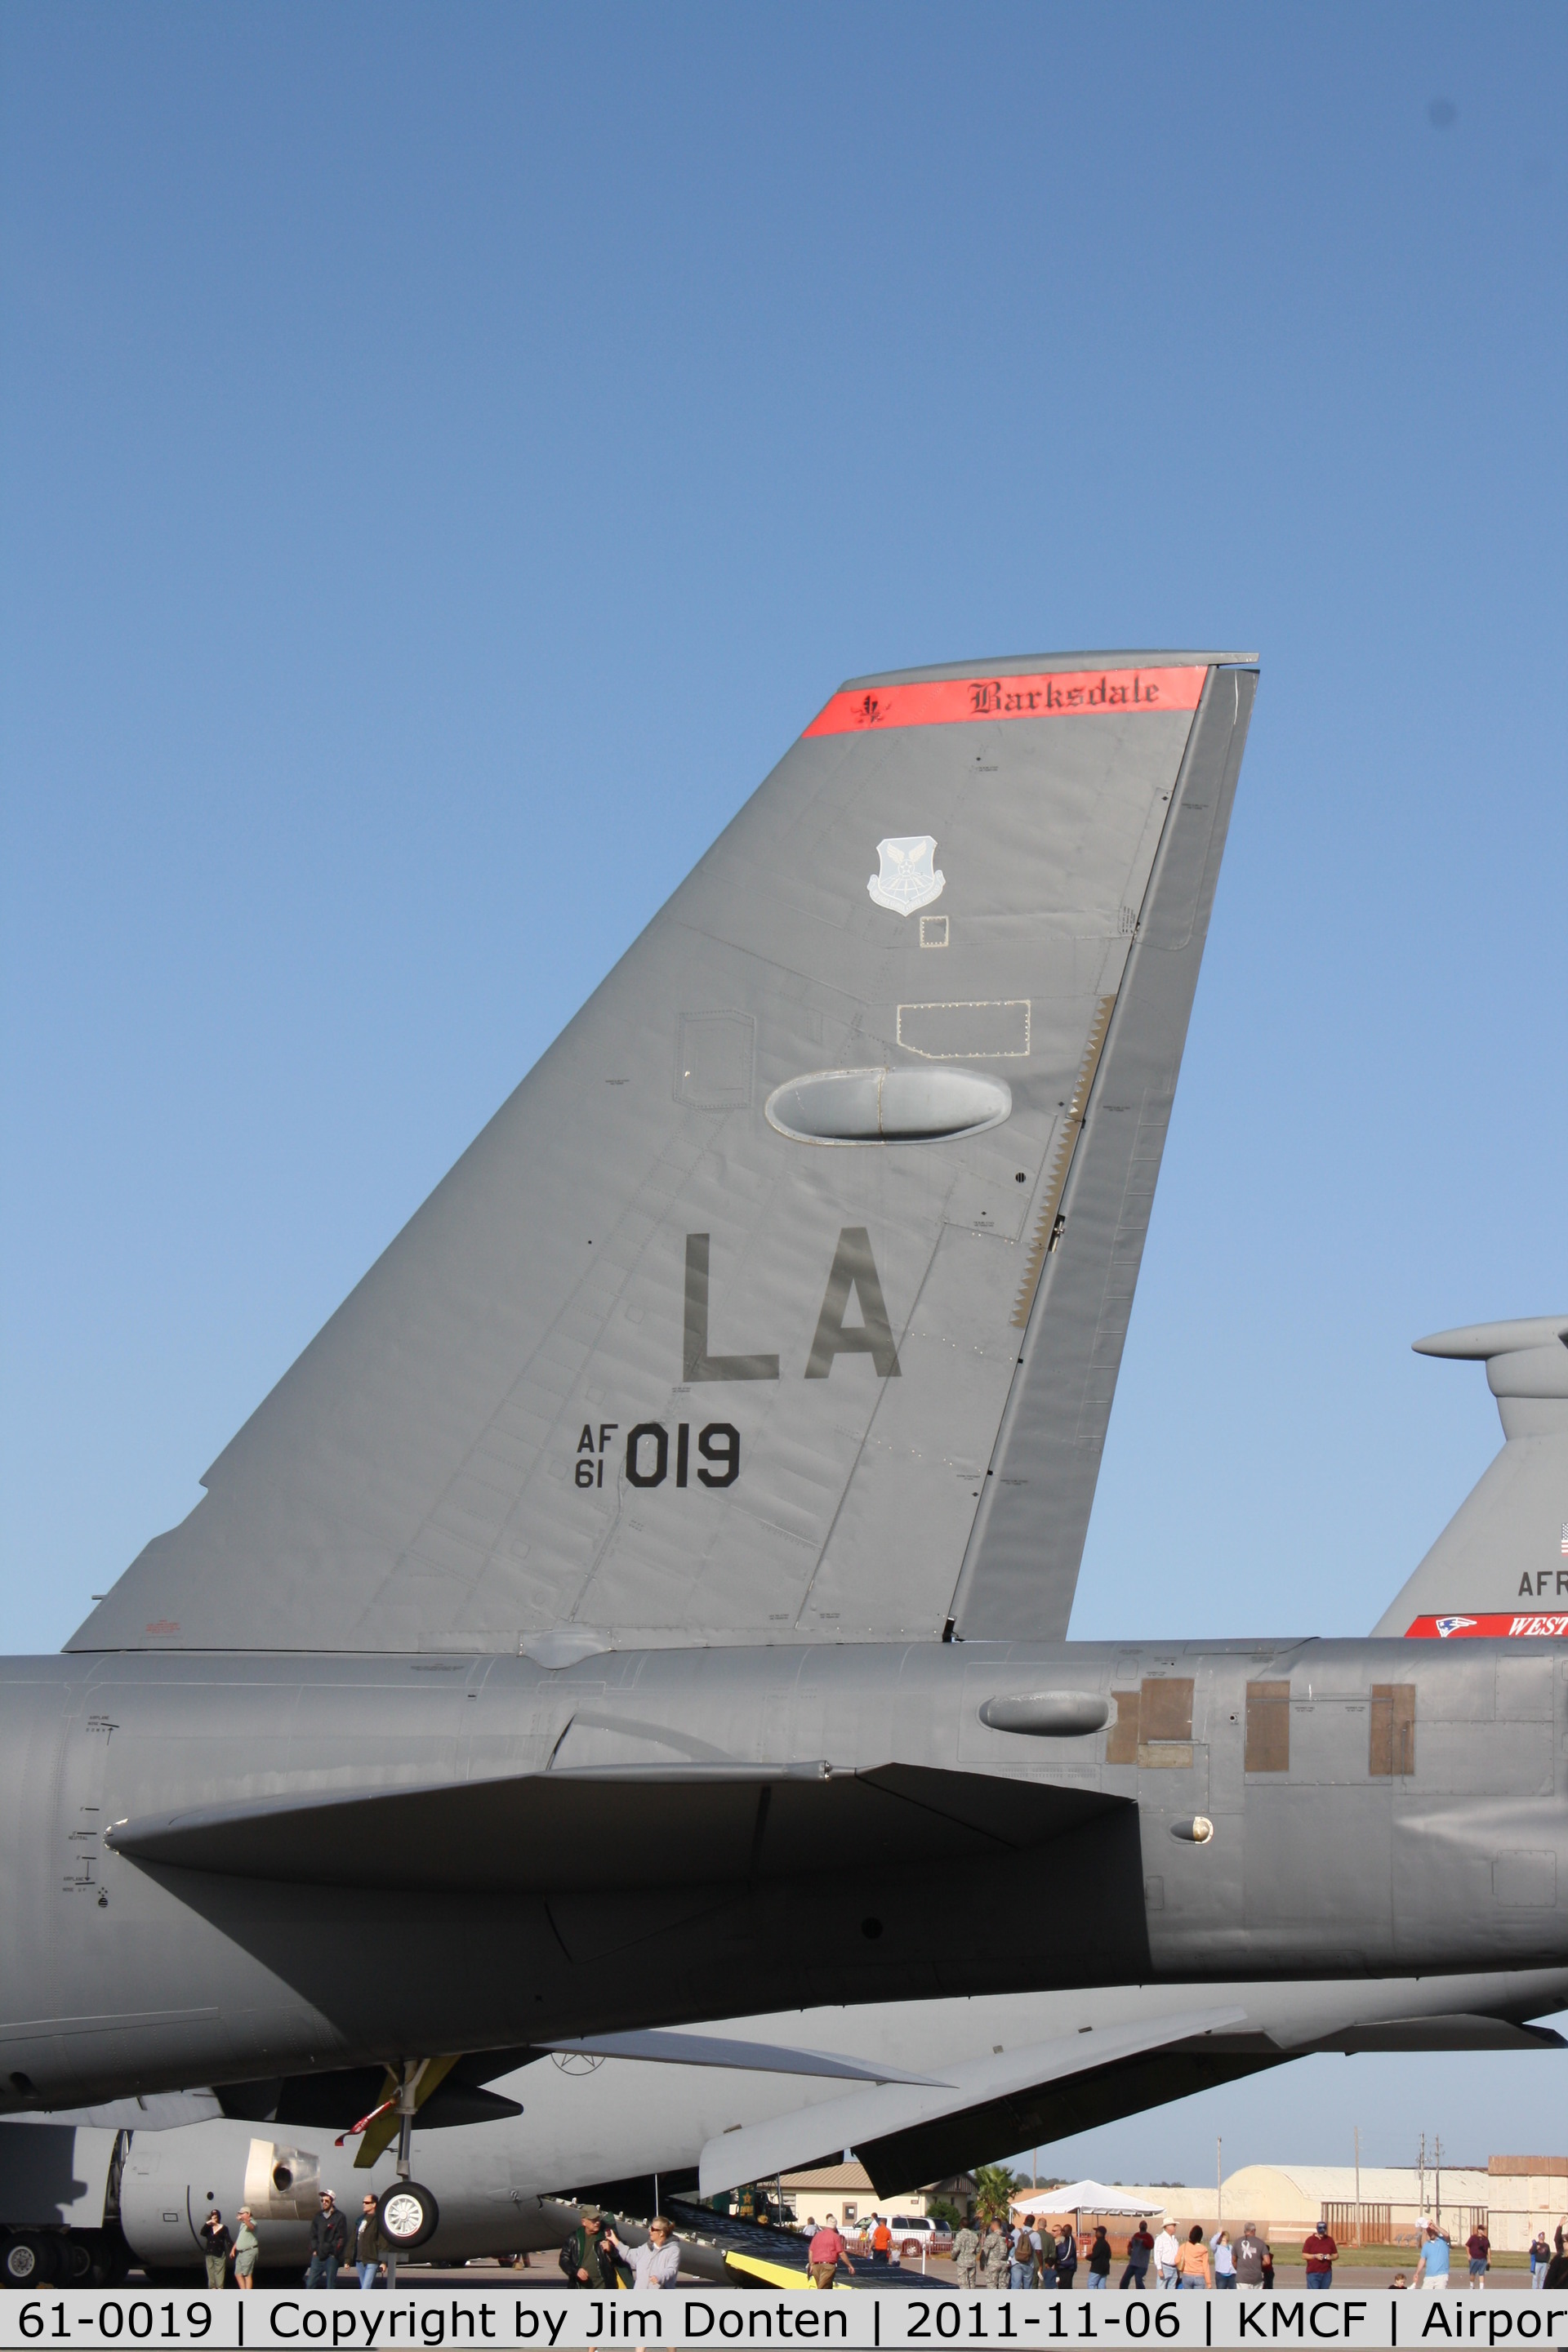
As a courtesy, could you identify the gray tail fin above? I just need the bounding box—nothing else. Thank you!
[1371,1316,1568,1637]
[69,650,1256,1658]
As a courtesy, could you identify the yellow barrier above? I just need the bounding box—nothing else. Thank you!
[724,2252,849,2291]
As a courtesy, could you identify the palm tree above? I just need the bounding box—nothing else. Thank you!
[974,2166,1020,2225]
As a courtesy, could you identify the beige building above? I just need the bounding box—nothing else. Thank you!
[778,2163,953,2231]
[1108,2156,1567,2254]
[1488,2159,1568,2256]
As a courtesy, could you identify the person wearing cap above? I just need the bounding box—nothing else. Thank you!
[1152,2217,1179,2290]
[305,2189,349,2288]
[608,2216,679,2289]
[561,2207,621,2289]
[1302,2216,1338,2290]
[1413,2221,1450,2291]
[232,2209,259,2290]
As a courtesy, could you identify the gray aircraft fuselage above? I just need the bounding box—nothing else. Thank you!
[2,1633,1561,2112]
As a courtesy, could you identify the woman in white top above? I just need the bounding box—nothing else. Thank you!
[611,2216,680,2289]
[1212,2230,1237,2287]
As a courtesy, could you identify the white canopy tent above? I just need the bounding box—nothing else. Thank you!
[1013,2182,1165,2220]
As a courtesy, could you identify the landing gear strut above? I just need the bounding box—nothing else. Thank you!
[372,2060,439,2279]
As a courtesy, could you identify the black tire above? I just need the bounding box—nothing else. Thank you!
[376,2180,439,2252]
[90,2229,132,2288]
[2,2234,56,2288]
[62,2235,96,2284]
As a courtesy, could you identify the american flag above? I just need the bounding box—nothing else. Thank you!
[1561,1523,1568,1557]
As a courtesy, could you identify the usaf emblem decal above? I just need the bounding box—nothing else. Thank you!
[868,834,946,917]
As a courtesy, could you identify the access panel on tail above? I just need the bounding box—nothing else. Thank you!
[70,650,1257,1657]
[1374,1316,1568,1639]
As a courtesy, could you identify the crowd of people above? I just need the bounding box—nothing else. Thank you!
[938,2211,1568,2294]
[943,2216,1266,2291]
[194,2189,402,2290]
[183,2185,1568,2292]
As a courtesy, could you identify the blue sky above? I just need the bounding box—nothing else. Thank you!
[2,5,1565,2176]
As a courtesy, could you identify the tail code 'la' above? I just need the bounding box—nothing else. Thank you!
[1374,1316,1568,1637]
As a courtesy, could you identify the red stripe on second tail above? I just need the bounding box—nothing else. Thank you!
[1406,1612,1568,1638]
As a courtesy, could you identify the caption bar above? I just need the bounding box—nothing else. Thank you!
[2,2294,1567,2350]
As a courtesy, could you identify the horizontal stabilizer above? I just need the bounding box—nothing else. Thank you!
[697,2005,1246,2196]
[105,1760,1125,1893]
[1373,1316,1568,1635]
[71,649,1255,1656]
[1302,2011,1566,2054]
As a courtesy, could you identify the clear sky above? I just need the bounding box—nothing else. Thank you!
[2,5,1565,2178]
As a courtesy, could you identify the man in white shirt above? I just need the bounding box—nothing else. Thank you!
[1152,2220,1180,2290]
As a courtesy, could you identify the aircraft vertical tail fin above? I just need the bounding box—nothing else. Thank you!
[1372,1317,1568,1637]
[68,649,1256,1658]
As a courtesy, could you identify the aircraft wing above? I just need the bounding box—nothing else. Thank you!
[70,650,1256,1656]
[697,2004,1249,2197]
[105,1759,1129,1891]
[698,1991,1568,2198]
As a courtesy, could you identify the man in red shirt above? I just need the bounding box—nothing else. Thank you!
[1120,2223,1155,2291]
[1302,2219,1338,2290]
[1465,2227,1490,2287]
[808,2218,855,2290]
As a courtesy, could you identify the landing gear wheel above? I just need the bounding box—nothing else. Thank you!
[88,2230,131,2288]
[377,2181,439,2253]
[2,2234,56,2287]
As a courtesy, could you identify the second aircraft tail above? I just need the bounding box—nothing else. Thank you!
[1372,1316,1568,1638]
